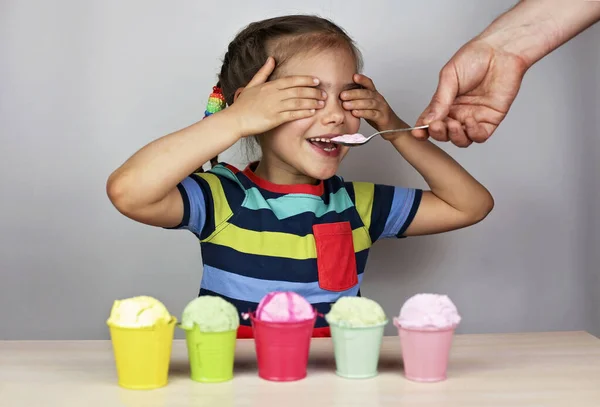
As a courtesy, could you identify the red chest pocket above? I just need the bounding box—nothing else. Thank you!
[312,221,358,292]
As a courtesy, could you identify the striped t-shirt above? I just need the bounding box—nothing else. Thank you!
[173,162,422,338]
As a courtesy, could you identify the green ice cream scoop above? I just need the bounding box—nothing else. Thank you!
[180,296,240,332]
[326,296,387,328]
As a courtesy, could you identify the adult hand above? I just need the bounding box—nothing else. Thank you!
[412,0,600,148]
[412,39,528,147]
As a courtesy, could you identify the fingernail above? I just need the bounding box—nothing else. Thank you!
[310,109,316,113]
[322,91,327,98]
[313,78,320,84]
[424,113,436,124]
[340,92,347,99]
[318,100,325,106]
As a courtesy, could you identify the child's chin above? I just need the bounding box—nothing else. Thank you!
[305,164,339,181]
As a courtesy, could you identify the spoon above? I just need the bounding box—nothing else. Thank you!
[330,125,429,147]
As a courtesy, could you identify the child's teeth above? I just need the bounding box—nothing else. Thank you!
[308,137,336,151]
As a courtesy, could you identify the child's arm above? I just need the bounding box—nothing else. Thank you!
[340,74,494,236]
[107,57,325,228]
[387,128,494,236]
[106,112,242,228]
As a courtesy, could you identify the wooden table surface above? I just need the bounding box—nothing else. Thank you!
[1,331,599,407]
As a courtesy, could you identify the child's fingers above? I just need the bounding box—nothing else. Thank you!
[340,89,375,101]
[353,74,377,91]
[281,87,326,101]
[280,98,325,111]
[278,109,317,122]
[275,75,320,90]
[352,109,380,120]
[246,57,276,88]
[342,98,379,111]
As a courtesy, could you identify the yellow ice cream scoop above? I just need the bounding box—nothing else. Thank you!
[107,295,172,328]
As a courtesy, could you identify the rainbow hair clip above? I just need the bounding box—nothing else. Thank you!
[196,85,226,172]
[204,85,226,118]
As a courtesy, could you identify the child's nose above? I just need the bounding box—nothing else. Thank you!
[320,97,345,126]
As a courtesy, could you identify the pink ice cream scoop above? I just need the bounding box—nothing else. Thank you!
[255,291,315,322]
[394,293,461,330]
[330,133,368,144]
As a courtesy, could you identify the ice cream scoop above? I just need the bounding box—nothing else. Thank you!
[325,296,387,328]
[394,293,461,330]
[255,291,315,322]
[107,296,172,328]
[180,295,240,332]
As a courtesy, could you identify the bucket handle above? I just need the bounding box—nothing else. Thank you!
[241,309,322,320]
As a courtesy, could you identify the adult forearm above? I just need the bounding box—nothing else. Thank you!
[477,0,600,68]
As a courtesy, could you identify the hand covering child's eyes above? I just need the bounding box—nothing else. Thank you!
[232,57,328,137]
[339,74,401,133]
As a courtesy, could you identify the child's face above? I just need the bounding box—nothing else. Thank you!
[260,47,361,182]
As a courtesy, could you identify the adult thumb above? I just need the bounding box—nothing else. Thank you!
[423,65,458,124]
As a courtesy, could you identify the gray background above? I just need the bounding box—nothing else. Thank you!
[1,0,598,340]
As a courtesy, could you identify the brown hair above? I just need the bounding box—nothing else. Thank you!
[197,15,362,172]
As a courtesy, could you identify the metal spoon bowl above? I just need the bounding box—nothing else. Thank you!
[331,125,429,147]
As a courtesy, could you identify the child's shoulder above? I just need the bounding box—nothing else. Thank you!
[189,162,247,206]
[324,175,387,208]
[193,162,244,186]
[328,174,376,192]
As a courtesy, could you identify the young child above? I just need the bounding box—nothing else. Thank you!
[107,15,494,338]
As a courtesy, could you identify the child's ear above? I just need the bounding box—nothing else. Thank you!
[233,88,244,103]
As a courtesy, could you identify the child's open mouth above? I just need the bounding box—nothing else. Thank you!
[307,137,340,155]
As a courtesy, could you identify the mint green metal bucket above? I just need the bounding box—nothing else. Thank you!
[329,321,387,379]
